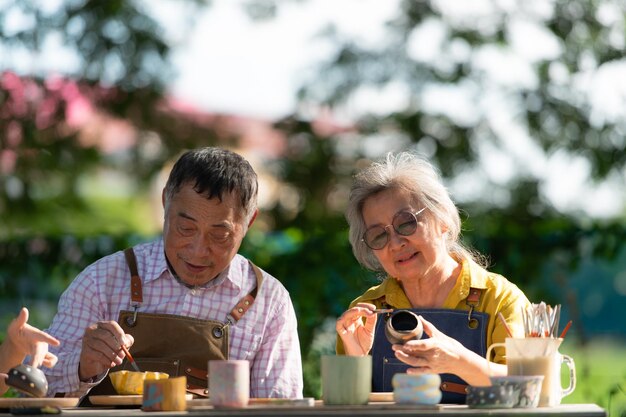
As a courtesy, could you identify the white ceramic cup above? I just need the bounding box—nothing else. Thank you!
[487,338,575,407]
[208,360,250,408]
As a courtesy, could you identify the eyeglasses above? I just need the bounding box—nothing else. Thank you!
[361,208,427,250]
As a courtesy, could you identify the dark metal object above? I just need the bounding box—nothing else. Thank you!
[6,364,49,398]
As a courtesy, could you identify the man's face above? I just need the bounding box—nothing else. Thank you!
[162,183,249,286]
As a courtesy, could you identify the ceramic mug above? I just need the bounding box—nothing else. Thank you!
[208,360,250,408]
[487,338,575,407]
[321,355,372,405]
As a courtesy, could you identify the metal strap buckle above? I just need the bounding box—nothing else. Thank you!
[212,316,233,339]
[125,304,140,327]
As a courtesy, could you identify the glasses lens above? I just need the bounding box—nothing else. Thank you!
[364,226,388,250]
[393,211,418,236]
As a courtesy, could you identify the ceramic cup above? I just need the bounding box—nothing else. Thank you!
[321,355,372,405]
[208,360,250,408]
[466,384,516,409]
[142,376,187,412]
[487,338,575,407]
[490,375,544,408]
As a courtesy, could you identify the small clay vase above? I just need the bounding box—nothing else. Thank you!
[6,364,49,397]
[384,310,423,344]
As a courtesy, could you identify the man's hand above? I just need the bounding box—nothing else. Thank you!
[78,321,134,382]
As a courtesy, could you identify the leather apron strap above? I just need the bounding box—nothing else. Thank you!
[84,248,264,402]
[371,288,488,404]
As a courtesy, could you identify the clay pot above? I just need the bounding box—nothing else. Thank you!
[6,364,48,398]
[384,310,423,344]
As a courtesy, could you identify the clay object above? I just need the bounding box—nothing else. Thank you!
[109,370,169,395]
[392,373,442,405]
[384,310,423,344]
[490,375,544,408]
[466,385,515,409]
[6,364,48,397]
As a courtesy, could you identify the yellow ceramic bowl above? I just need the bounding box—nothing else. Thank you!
[109,370,169,395]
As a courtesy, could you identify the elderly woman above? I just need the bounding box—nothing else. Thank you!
[336,152,530,403]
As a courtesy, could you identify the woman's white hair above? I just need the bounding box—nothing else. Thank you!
[346,152,482,272]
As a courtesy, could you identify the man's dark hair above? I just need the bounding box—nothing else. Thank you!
[164,147,258,219]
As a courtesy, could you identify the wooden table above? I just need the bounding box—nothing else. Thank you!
[0,403,607,417]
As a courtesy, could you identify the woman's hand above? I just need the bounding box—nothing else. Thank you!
[336,303,378,356]
[392,315,466,374]
[392,316,498,385]
[5,307,60,368]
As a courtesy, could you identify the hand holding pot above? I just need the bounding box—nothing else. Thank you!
[392,316,473,376]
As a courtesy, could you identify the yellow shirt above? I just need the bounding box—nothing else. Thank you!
[336,256,530,364]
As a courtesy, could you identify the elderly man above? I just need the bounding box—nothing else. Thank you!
[44,147,303,400]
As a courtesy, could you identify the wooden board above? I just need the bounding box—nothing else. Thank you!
[188,398,316,408]
[0,397,79,408]
[369,392,395,402]
[89,394,193,406]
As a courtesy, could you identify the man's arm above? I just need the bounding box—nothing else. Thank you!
[44,266,108,397]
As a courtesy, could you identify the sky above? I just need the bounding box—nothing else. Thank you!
[2,0,625,219]
[150,0,400,120]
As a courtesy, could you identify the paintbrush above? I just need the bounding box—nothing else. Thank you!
[497,312,514,338]
[120,344,141,372]
[559,320,573,339]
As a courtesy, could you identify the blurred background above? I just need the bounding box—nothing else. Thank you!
[1,0,625,413]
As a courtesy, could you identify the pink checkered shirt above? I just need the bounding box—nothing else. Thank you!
[44,239,303,399]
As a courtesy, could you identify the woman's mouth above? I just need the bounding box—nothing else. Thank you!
[396,252,418,264]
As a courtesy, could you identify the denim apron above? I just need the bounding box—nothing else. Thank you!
[371,288,488,404]
[81,248,262,404]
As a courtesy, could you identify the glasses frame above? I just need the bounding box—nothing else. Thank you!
[361,207,427,250]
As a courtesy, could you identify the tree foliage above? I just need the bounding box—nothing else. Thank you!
[1,0,626,399]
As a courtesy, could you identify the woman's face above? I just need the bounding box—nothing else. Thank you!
[361,188,448,281]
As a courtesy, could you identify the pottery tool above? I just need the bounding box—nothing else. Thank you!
[497,312,514,338]
[559,320,573,339]
[120,344,141,372]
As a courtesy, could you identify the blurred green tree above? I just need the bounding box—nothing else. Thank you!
[2,0,626,400]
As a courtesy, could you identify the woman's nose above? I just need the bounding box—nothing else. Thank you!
[387,227,407,248]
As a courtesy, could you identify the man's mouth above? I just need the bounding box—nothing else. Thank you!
[184,261,211,274]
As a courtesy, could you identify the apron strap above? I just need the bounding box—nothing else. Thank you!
[123,248,264,327]
[124,248,143,304]
[228,261,263,321]
[465,287,482,329]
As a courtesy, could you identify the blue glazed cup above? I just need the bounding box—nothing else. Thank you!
[490,375,544,408]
